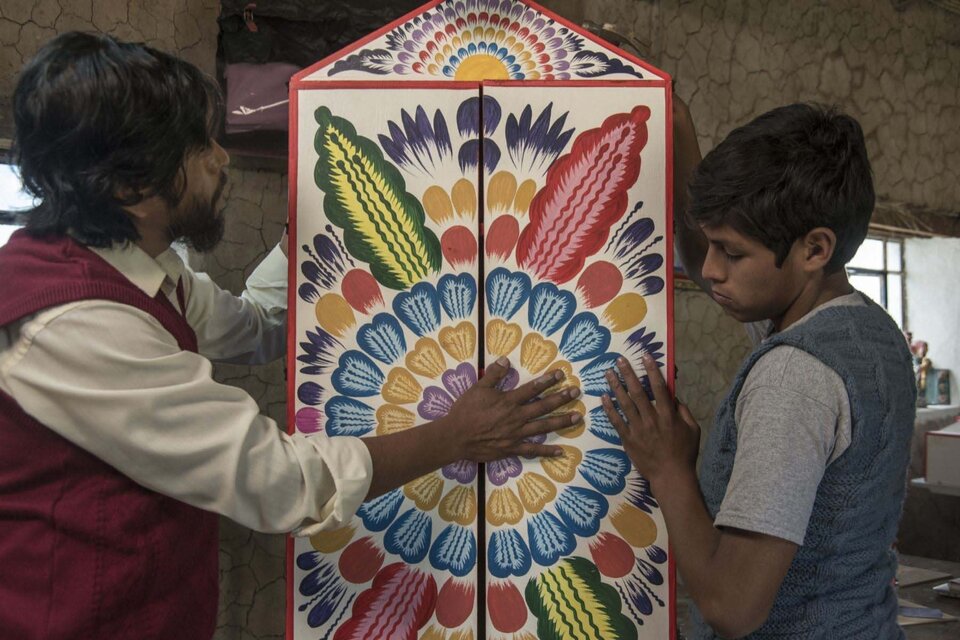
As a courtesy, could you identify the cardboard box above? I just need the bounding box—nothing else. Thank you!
[926,422,960,488]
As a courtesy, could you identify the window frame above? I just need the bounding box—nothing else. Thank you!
[847,236,905,328]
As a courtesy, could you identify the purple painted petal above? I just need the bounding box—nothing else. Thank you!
[443,459,479,483]
[442,362,477,399]
[486,457,523,486]
[296,407,323,434]
[457,97,481,136]
[418,386,455,420]
[433,109,452,157]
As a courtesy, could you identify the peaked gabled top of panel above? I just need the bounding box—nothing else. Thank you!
[296,0,668,83]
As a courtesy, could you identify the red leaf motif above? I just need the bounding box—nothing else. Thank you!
[516,106,651,284]
[333,563,437,640]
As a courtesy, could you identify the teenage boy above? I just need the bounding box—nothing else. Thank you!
[603,98,915,639]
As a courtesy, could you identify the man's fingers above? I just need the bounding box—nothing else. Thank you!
[519,386,580,421]
[477,356,510,388]
[517,412,582,439]
[511,443,565,458]
[508,368,565,403]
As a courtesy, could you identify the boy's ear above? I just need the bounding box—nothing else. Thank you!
[800,227,837,272]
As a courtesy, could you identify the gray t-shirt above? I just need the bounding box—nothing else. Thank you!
[713,292,866,545]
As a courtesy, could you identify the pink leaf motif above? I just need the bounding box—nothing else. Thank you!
[516,106,651,284]
[334,563,437,640]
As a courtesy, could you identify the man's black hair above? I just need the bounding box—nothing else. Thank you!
[687,103,875,273]
[13,32,223,247]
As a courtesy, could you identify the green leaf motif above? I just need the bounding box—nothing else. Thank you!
[313,106,441,290]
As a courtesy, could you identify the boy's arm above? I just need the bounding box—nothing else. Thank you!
[672,96,711,295]
[604,355,797,638]
[650,462,797,638]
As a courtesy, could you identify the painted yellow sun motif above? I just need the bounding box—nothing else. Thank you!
[454,54,511,81]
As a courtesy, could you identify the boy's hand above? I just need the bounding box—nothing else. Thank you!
[446,357,582,462]
[602,355,700,489]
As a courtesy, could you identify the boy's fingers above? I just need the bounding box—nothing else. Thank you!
[642,355,671,409]
[509,368,565,403]
[520,387,580,421]
[617,357,653,413]
[477,357,510,388]
[606,370,639,422]
[678,402,700,432]
[601,394,628,437]
[518,412,582,439]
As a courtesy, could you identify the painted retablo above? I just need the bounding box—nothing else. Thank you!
[289,1,673,639]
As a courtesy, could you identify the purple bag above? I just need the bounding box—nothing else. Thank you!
[224,62,300,134]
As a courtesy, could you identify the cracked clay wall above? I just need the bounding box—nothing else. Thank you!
[1,0,958,638]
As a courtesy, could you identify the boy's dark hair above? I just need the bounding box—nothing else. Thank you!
[688,103,875,273]
[13,32,222,247]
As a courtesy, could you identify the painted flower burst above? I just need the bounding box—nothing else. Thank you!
[328,0,644,81]
[296,88,670,638]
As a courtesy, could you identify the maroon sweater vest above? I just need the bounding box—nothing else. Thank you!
[0,230,219,639]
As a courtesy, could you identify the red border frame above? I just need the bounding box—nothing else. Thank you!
[285,66,676,640]
[292,0,668,84]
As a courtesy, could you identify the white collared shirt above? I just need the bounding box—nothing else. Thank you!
[0,240,372,536]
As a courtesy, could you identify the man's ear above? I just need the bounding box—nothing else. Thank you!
[800,227,837,272]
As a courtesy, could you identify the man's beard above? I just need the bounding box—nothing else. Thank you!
[166,172,227,253]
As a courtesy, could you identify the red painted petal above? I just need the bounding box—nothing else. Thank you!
[487,580,526,633]
[576,261,624,308]
[441,225,478,268]
[334,563,437,640]
[589,531,635,579]
[339,536,384,584]
[436,577,475,629]
[341,269,383,314]
[485,216,520,261]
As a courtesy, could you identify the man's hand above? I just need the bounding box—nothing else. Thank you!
[601,354,699,488]
[447,356,582,462]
